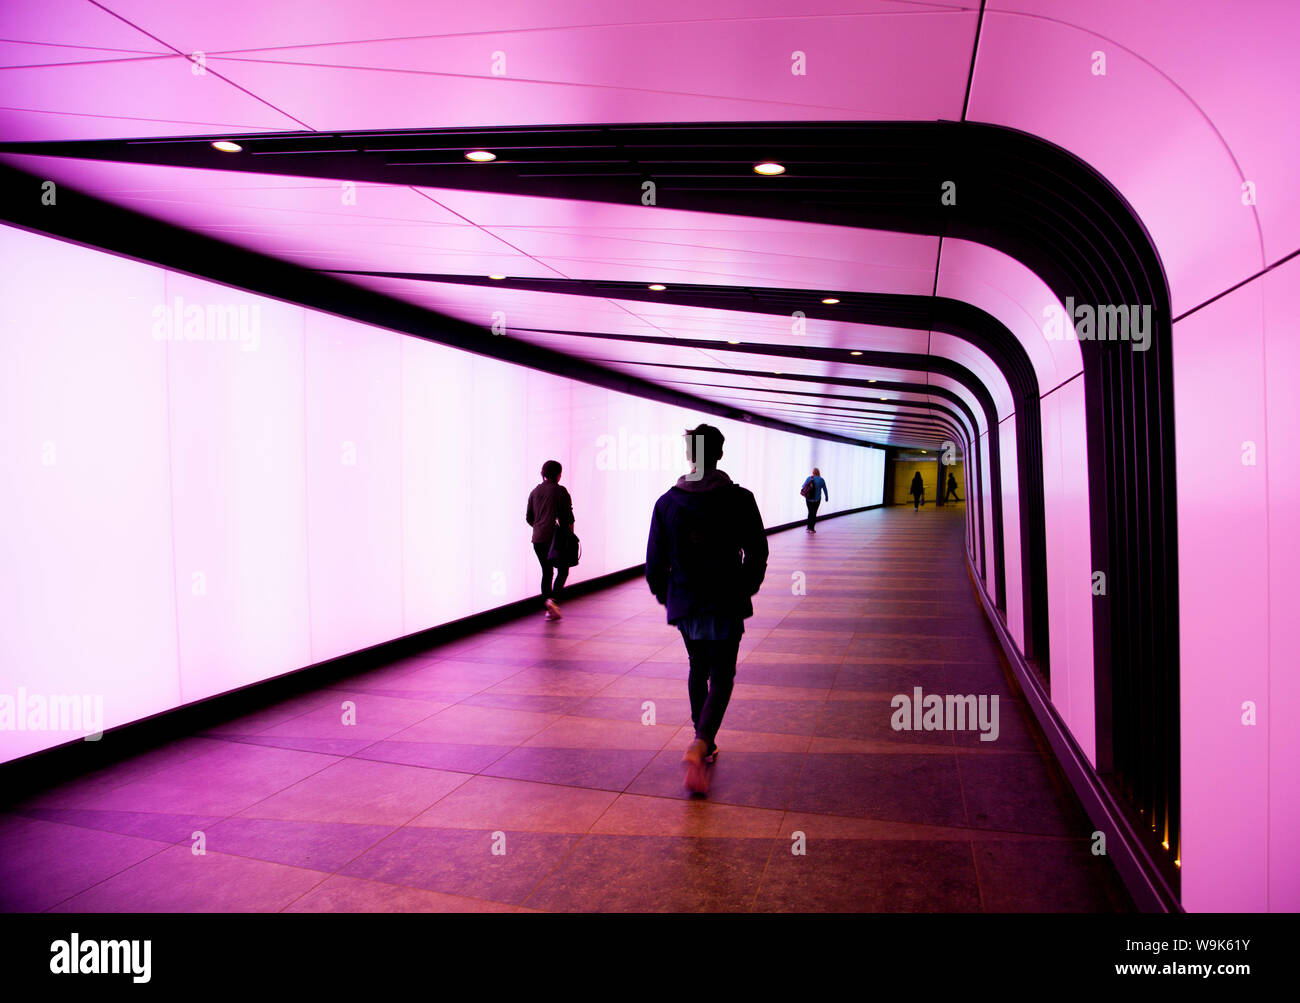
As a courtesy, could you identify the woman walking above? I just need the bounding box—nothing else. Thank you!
[800,468,828,532]
[526,460,575,620]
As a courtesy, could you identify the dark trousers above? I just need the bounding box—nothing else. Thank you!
[683,637,740,746]
[913,494,923,510]
[533,541,568,603]
[945,487,960,501]
[805,499,821,530]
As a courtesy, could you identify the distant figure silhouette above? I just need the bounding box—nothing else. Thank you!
[646,424,768,794]
[526,460,574,620]
[945,471,961,502]
[910,471,925,511]
[800,467,829,533]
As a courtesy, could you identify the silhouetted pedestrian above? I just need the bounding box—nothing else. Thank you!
[945,471,961,502]
[646,424,768,794]
[910,471,925,511]
[800,467,828,532]
[526,460,574,620]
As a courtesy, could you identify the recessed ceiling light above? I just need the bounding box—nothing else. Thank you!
[648,284,667,291]
[753,162,785,176]
[727,339,740,345]
[488,274,506,280]
[773,370,782,375]
[821,297,840,305]
[211,141,242,153]
[868,379,877,383]
[465,150,496,162]
[849,350,863,356]
[880,397,888,401]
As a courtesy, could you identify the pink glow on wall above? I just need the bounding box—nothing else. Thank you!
[938,238,1083,390]
[924,376,987,441]
[928,333,1014,420]
[1174,277,1269,912]
[969,6,1273,317]
[1039,376,1095,765]
[979,430,996,599]
[1262,257,1300,911]
[304,310,406,659]
[998,415,1023,650]
[0,223,884,766]
[988,0,1300,266]
[0,228,179,761]
[163,271,313,702]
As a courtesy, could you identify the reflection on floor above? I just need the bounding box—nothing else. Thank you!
[0,504,1131,912]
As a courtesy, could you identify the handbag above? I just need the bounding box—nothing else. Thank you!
[547,525,581,568]
[800,478,814,498]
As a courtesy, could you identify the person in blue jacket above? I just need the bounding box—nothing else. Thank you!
[801,467,828,532]
[646,423,768,794]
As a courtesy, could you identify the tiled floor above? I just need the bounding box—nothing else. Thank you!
[0,505,1132,912]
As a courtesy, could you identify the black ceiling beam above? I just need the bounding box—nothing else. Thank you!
[508,324,1002,432]
[328,271,1039,405]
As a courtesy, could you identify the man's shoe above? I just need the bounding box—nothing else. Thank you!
[682,739,710,794]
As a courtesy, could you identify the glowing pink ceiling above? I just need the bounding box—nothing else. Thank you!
[1,0,1293,448]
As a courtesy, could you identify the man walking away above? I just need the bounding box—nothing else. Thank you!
[800,467,828,532]
[646,424,768,794]
[526,460,574,620]
[945,471,961,502]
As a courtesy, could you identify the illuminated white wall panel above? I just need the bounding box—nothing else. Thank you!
[998,416,1024,651]
[0,230,179,761]
[980,431,996,598]
[1263,258,1300,912]
[0,225,884,764]
[164,271,312,703]
[1040,377,1095,765]
[400,336,474,631]
[304,310,404,661]
[1174,278,1269,911]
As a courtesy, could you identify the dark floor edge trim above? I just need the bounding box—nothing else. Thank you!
[0,503,879,798]
[963,554,1182,914]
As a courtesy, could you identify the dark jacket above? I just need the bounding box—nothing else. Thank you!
[526,480,574,546]
[645,469,768,623]
[910,473,925,498]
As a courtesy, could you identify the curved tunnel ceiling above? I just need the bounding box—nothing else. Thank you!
[0,113,1175,680]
